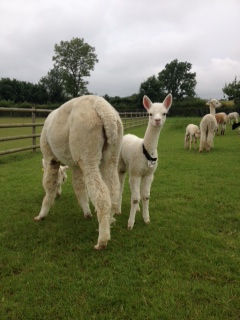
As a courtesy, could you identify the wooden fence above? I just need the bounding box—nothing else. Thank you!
[0,107,148,156]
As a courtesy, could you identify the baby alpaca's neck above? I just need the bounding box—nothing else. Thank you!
[143,124,161,155]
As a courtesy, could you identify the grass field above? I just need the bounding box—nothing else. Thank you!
[0,117,240,319]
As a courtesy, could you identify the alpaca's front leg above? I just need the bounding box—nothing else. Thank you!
[34,160,60,221]
[128,175,141,230]
[141,173,154,225]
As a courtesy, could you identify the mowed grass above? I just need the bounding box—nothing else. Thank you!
[0,117,240,319]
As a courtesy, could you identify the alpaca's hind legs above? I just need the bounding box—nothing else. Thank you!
[141,174,154,225]
[78,161,111,250]
[34,159,60,221]
[72,167,92,218]
[128,176,141,230]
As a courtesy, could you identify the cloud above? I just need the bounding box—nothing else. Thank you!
[0,0,240,99]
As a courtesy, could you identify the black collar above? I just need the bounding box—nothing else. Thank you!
[142,144,157,161]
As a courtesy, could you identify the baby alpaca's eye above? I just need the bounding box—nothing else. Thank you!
[149,113,152,116]
[163,113,166,116]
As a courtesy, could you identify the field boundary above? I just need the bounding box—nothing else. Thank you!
[0,107,147,156]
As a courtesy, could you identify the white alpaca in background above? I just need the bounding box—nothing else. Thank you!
[42,159,68,197]
[34,95,123,250]
[184,124,201,150]
[199,98,221,152]
[227,112,239,124]
[118,94,172,229]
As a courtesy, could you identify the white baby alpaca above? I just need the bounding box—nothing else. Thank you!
[118,94,172,229]
[184,124,201,150]
[42,159,68,197]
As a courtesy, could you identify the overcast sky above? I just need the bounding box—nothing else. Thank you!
[0,0,240,100]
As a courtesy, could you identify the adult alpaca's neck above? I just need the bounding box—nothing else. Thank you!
[209,104,216,115]
[143,123,162,156]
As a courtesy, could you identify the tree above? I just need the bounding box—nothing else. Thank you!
[39,67,66,103]
[52,37,98,97]
[158,59,196,100]
[138,75,164,104]
[222,76,240,104]
[0,78,47,103]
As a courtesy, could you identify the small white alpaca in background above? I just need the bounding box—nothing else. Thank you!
[215,112,227,135]
[34,95,123,250]
[118,93,172,229]
[199,98,221,152]
[184,124,201,150]
[227,112,239,124]
[42,159,68,197]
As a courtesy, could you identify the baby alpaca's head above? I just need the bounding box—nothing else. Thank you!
[143,93,172,127]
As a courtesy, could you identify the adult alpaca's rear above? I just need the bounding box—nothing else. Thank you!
[34,95,123,250]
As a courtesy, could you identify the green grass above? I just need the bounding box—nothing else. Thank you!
[0,117,240,319]
[0,117,44,152]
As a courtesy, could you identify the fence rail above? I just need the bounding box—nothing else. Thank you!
[0,107,147,156]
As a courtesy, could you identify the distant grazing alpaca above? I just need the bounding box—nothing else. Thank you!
[34,95,123,250]
[215,112,227,135]
[199,98,221,152]
[227,112,239,124]
[184,124,201,150]
[118,94,172,229]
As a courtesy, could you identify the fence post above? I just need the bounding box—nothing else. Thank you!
[32,107,36,152]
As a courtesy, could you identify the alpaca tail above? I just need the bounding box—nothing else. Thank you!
[92,97,123,145]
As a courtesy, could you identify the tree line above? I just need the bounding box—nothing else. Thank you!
[0,37,239,114]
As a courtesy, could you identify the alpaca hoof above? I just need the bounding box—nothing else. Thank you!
[33,216,44,221]
[94,243,107,250]
[127,224,133,230]
[144,220,150,225]
[84,212,92,219]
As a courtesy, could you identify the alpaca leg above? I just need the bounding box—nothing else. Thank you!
[34,159,60,221]
[189,136,192,150]
[141,174,154,224]
[206,132,214,151]
[118,170,126,214]
[100,147,121,221]
[72,167,92,219]
[184,134,188,149]
[199,132,206,152]
[78,161,111,250]
[128,175,141,230]
[117,155,127,214]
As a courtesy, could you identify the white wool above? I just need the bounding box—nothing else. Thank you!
[227,112,239,124]
[34,95,123,250]
[199,98,221,152]
[184,124,201,150]
[118,94,172,230]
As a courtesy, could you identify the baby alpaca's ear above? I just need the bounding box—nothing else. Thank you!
[143,95,152,110]
[163,93,172,110]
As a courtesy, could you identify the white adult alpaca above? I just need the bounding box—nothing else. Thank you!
[118,94,172,229]
[199,98,221,152]
[34,95,123,250]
